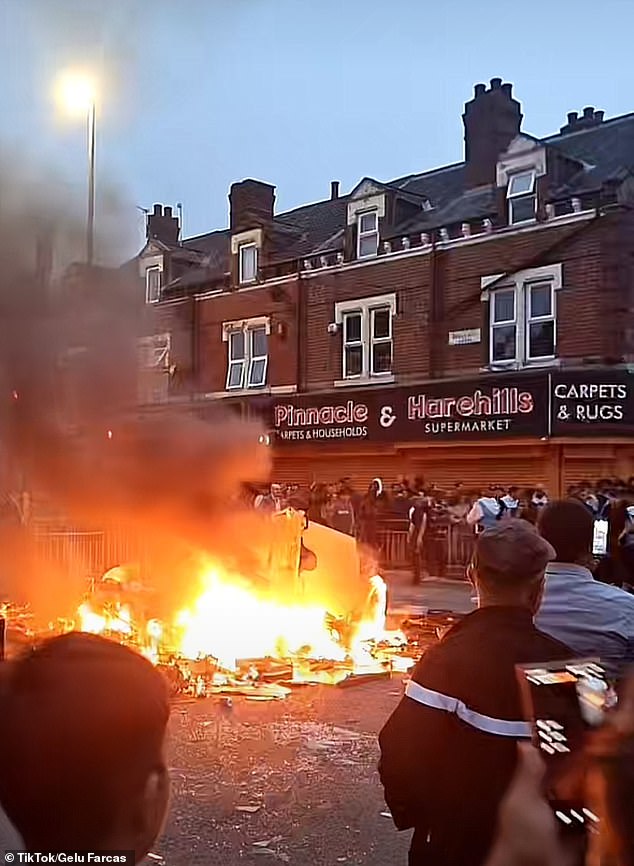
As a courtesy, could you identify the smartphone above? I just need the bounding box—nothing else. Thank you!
[516,659,611,831]
[592,518,609,556]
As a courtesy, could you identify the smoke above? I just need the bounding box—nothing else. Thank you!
[0,152,270,622]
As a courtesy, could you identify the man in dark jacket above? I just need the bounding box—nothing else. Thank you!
[379,521,572,866]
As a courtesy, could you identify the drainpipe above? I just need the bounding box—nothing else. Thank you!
[427,233,441,378]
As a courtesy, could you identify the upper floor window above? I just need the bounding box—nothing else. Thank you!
[357,209,379,258]
[335,293,395,383]
[239,243,258,284]
[490,279,556,366]
[145,266,162,303]
[507,171,536,225]
[225,319,269,390]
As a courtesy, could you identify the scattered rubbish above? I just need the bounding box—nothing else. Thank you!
[253,837,283,848]
[250,848,275,856]
[146,855,164,863]
[380,811,392,818]
[236,805,262,813]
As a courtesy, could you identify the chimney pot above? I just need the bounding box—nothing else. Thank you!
[583,106,594,119]
[567,111,578,125]
[594,110,605,123]
[330,180,340,200]
[153,204,162,215]
[164,206,173,217]
[474,83,486,96]
[501,83,512,97]
[490,77,502,89]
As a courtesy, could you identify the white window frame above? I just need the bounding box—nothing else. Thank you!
[490,287,518,366]
[357,209,379,259]
[507,170,537,225]
[483,265,561,368]
[239,243,258,285]
[525,280,556,363]
[342,310,364,379]
[247,326,268,387]
[222,317,270,390]
[334,293,396,383]
[226,330,247,390]
[145,266,162,304]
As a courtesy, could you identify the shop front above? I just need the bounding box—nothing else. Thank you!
[269,369,634,495]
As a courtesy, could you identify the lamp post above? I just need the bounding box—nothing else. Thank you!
[56,72,98,265]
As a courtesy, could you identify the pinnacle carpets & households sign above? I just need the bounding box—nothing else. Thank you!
[551,371,634,437]
[272,374,548,444]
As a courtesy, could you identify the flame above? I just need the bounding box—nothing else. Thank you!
[174,564,348,670]
[76,562,395,672]
[78,600,133,636]
[74,510,407,675]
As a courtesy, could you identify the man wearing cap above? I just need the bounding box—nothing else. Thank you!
[379,521,572,866]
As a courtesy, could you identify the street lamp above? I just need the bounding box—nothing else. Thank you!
[56,72,97,265]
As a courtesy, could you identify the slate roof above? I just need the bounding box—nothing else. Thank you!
[163,110,634,291]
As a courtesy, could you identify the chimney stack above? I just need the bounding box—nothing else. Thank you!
[463,78,522,189]
[330,180,340,200]
[229,179,275,232]
[559,106,605,134]
[146,204,180,245]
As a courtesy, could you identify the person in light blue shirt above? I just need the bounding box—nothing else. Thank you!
[536,499,634,682]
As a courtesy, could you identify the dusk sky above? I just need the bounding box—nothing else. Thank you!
[3,0,634,255]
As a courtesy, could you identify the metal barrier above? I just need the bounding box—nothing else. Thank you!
[32,525,142,583]
[377,522,475,574]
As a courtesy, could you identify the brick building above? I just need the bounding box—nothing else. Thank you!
[136,78,634,494]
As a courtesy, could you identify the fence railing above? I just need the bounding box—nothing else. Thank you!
[32,525,144,584]
[31,520,476,584]
[377,521,475,574]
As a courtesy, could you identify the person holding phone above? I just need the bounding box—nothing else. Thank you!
[536,500,634,683]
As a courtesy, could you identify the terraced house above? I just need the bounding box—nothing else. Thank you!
[137,78,634,493]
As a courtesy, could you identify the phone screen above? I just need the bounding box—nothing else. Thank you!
[593,518,609,556]
[517,659,610,830]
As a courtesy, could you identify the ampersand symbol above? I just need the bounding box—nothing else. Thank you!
[557,405,570,421]
[379,405,396,428]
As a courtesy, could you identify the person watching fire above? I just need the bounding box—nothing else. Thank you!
[379,521,572,866]
[0,633,170,861]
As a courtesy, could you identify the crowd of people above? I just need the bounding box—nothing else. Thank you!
[249,476,634,587]
[380,499,634,866]
[2,498,634,864]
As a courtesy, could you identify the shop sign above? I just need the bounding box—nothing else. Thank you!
[551,370,634,436]
[272,374,548,445]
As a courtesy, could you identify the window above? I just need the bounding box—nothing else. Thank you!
[357,209,379,258]
[145,266,161,303]
[526,281,555,360]
[239,243,258,284]
[489,279,556,366]
[225,321,269,390]
[491,289,517,363]
[137,334,170,404]
[336,293,396,381]
[507,171,536,225]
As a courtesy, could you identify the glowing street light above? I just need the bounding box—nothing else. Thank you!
[55,71,98,265]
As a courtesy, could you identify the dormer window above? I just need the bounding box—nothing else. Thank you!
[357,210,379,258]
[145,266,162,304]
[507,171,536,224]
[239,243,258,284]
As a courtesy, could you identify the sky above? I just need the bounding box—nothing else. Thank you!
[2,0,634,257]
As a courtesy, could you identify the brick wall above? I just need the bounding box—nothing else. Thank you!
[196,283,298,393]
[150,211,629,400]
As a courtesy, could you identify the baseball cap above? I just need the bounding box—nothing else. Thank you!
[475,520,556,579]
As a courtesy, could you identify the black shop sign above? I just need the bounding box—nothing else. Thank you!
[551,370,634,437]
[272,374,548,445]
